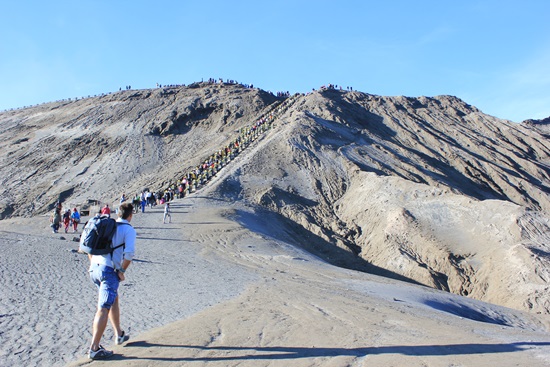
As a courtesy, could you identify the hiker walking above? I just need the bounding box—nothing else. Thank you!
[50,207,61,233]
[132,194,140,213]
[145,191,152,207]
[163,202,171,224]
[70,208,81,232]
[62,209,71,233]
[140,192,146,213]
[85,203,137,360]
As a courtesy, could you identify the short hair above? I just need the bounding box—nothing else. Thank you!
[118,203,133,219]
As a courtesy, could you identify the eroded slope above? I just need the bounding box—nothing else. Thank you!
[209,89,550,313]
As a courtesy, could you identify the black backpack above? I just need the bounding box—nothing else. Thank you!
[79,215,128,255]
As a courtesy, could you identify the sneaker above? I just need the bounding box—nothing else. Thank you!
[88,345,113,360]
[116,331,129,345]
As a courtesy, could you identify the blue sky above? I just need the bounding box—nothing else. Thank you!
[1,1,549,122]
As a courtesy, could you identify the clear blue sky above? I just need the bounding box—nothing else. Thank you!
[1,1,549,122]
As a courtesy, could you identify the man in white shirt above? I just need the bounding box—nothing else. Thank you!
[87,203,137,360]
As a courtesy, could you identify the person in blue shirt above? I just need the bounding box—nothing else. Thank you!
[70,208,81,232]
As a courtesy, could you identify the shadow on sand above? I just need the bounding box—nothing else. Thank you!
[233,208,422,286]
[114,341,549,362]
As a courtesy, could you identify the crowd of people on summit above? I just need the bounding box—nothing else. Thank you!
[319,84,353,91]
[156,78,296,99]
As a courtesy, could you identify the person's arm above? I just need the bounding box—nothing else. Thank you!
[117,259,132,281]
[117,226,136,281]
[120,259,132,271]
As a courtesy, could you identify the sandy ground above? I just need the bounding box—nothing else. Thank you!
[0,197,257,366]
[1,194,550,367]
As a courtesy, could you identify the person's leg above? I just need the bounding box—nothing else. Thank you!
[91,307,110,351]
[108,296,123,338]
[89,265,119,351]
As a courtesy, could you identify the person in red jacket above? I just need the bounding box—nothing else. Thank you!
[62,209,71,233]
[101,204,111,217]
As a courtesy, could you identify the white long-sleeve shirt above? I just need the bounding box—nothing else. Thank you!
[90,219,136,270]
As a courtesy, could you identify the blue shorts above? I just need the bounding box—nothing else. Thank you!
[89,264,119,309]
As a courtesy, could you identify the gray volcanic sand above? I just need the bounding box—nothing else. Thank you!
[0,197,256,366]
[1,195,550,367]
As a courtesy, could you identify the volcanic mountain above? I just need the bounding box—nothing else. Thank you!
[1,82,549,315]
